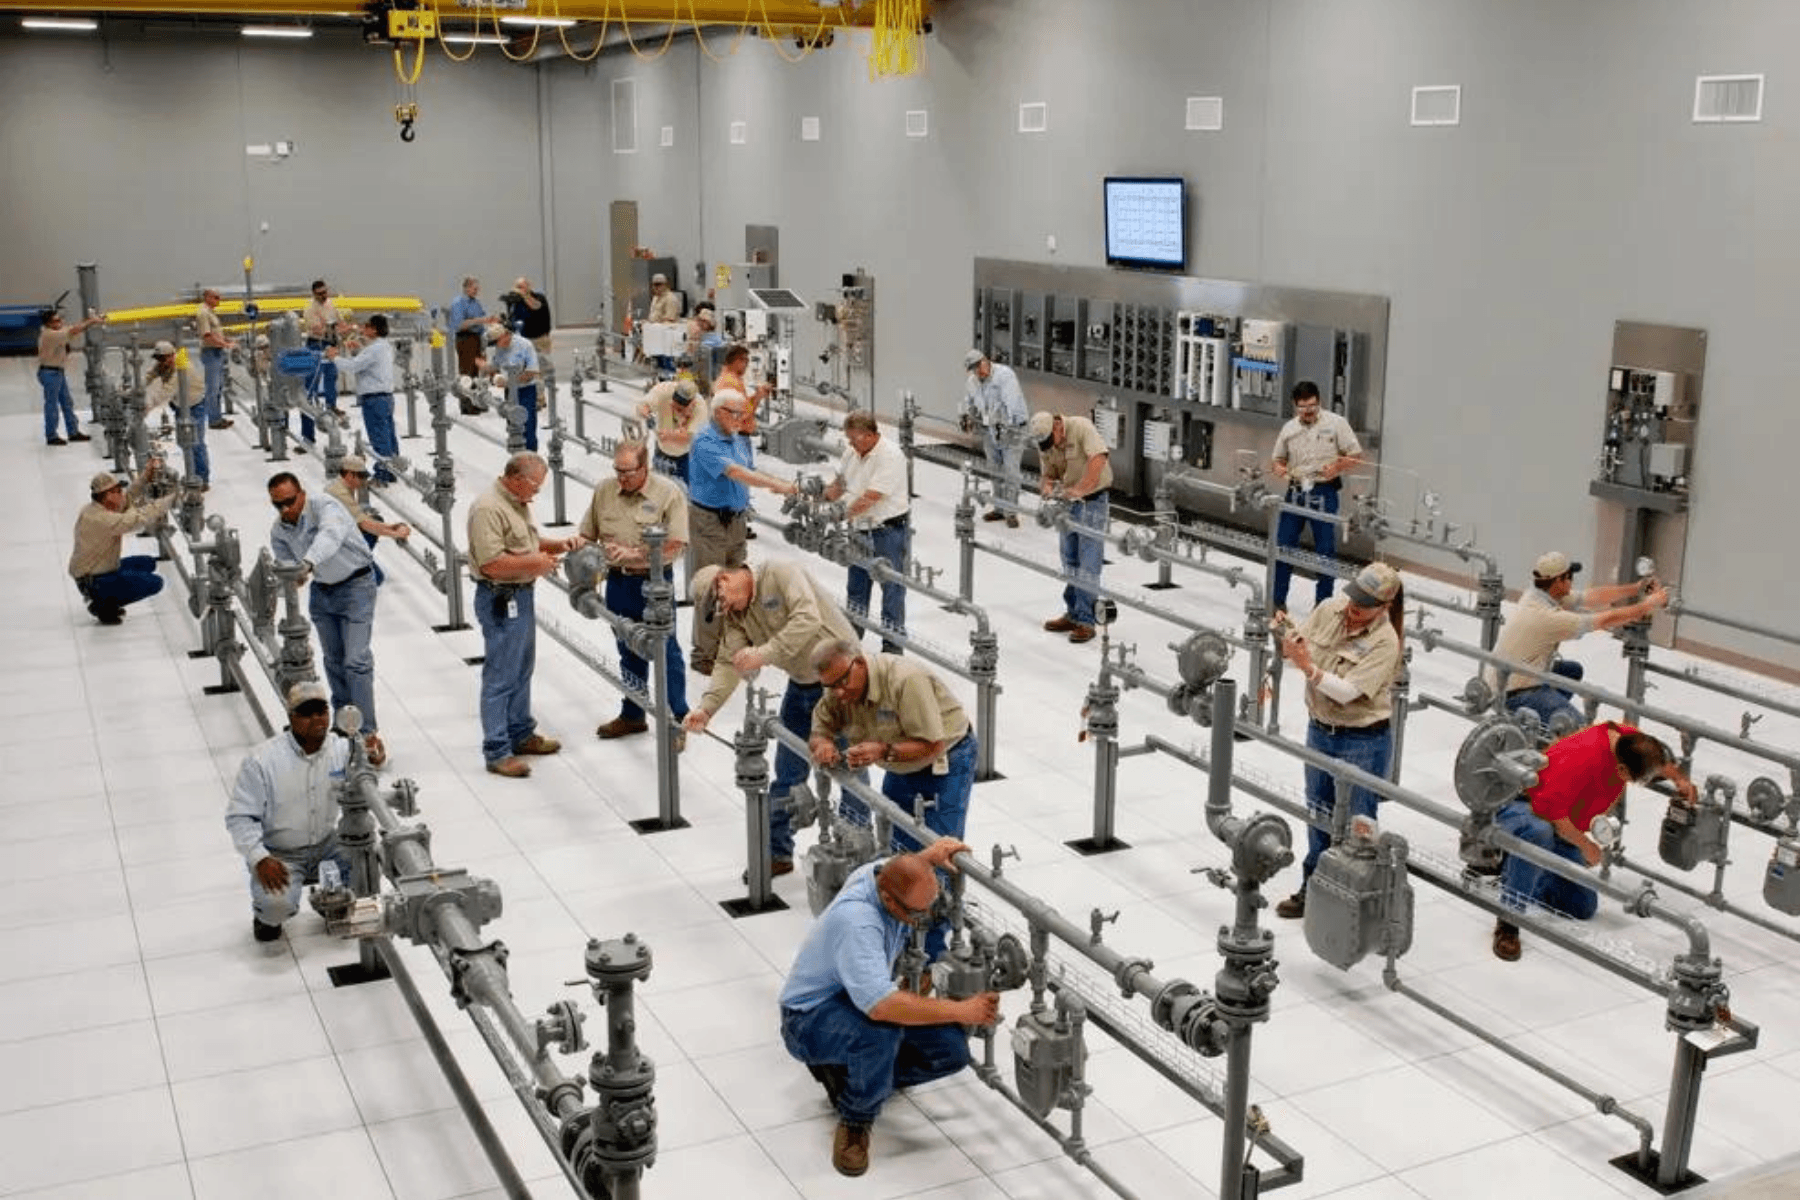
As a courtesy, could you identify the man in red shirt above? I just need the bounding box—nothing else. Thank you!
[1492,721,1696,960]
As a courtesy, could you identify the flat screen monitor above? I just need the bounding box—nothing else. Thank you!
[1103,176,1185,270]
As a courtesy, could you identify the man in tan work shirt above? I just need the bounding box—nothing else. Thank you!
[636,377,708,485]
[684,559,856,872]
[38,309,104,446]
[143,340,204,436]
[69,465,176,625]
[1031,410,1114,644]
[467,452,586,778]
[1269,380,1362,613]
[325,455,411,572]
[580,441,692,743]
[195,288,235,430]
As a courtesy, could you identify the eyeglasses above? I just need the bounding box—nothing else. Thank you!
[270,492,302,511]
[614,463,648,477]
[818,659,858,690]
[881,887,937,925]
[291,700,329,718]
[1037,435,1056,451]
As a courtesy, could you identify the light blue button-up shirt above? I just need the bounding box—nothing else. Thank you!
[778,861,909,1014]
[224,729,351,866]
[271,493,373,584]
[338,336,397,396]
[449,293,486,336]
[963,362,1028,428]
[488,335,539,380]
[688,423,753,511]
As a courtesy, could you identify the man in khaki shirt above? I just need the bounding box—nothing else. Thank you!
[142,341,204,435]
[808,638,978,856]
[684,559,856,871]
[1269,380,1362,612]
[195,288,235,431]
[1273,562,1405,918]
[467,452,586,777]
[38,309,104,446]
[325,455,411,574]
[303,279,345,413]
[580,441,692,741]
[69,465,175,624]
[635,377,708,484]
[1030,410,1113,644]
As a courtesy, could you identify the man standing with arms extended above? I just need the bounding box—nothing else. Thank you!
[822,411,910,654]
[302,279,344,422]
[195,288,236,431]
[1269,380,1362,614]
[37,308,104,446]
[69,464,176,624]
[961,350,1028,527]
[581,441,691,744]
[1032,409,1113,644]
[267,471,388,767]
[468,453,584,778]
[327,314,401,484]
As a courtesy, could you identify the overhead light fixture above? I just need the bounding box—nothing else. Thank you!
[500,16,576,27]
[442,32,509,44]
[21,17,98,31]
[243,24,313,38]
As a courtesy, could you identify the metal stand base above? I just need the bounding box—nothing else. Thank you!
[1065,835,1131,856]
[432,623,472,633]
[1611,1151,1704,1194]
[202,682,241,696]
[187,649,212,660]
[628,816,692,834]
[327,959,394,988]
[544,520,572,529]
[1144,580,1181,591]
[720,895,790,918]
[462,655,485,666]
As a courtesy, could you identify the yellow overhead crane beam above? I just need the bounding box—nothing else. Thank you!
[104,295,425,324]
[0,0,906,24]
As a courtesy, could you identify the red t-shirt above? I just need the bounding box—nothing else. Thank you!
[1527,721,1637,831]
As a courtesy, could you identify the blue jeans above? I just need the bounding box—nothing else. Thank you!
[1273,484,1340,609]
[475,582,538,764]
[1495,798,1599,919]
[39,367,79,441]
[81,556,163,612]
[512,384,539,452]
[653,450,689,484]
[780,990,970,1127]
[247,841,352,926]
[848,521,909,654]
[983,424,1025,510]
[310,572,379,733]
[605,569,688,723]
[1300,720,1393,883]
[1059,494,1108,626]
[201,347,226,424]
[1504,660,1584,729]
[359,393,399,483]
[299,356,339,444]
[769,680,824,860]
[188,409,211,482]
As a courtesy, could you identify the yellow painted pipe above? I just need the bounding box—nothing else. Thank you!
[104,295,427,323]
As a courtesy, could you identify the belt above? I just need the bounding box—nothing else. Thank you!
[357,391,393,400]
[39,365,64,372]
[693,502,745,519]
[864,513,909,531]
[1310,717,1390,737]
[1288,478,1342,494]
[476,578,532,592]
[316,564,374,588]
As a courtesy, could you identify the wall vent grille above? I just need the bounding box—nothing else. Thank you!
[1185,96,1223,131]
[611,79,637,153]
[1410,84,1461,127]
[1018,102,1047,133]
[1694,74,1763,122]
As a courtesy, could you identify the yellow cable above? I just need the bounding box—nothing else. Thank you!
[555,0,609,62]
[688,0,750,63]
[393,38,426,85]
[759,0,829,63]
[620,0,680,60]
[434,0,479,61]
[495,2,542,61]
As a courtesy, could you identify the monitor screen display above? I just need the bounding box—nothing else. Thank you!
[1103,177,1185,270]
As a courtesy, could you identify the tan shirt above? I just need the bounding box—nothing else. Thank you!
[325,478,371,526]
[1272,411,1361,483]
[195,302,225,346]
[1042,416,1114,492]
[144,365,205,413]
[641,382,709,458]
[303,299,341,340]
[69,481,175,579]
[578,472,689,559]
[648,290,681,323]
[37,326,75,369]
[1297,598,1402,727]
[467,479,539,575]
[700,559,857,715]
[1489,588,1593,693]
[811,654,969,775]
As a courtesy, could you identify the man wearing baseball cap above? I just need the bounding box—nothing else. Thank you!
[224,680,354,943]
[1032,408,1113,645]
[960,350,1028,527]
[142,340,202,437]
[636,376,708,484]
[68,464,176,625]
[1487,551,1668,730]
[476,323,541,452]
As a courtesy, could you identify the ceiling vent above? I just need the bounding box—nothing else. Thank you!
[1185,96,1223,131]
[1410,85,1461,127]
[1018,102,1047,133]
[1693,74,1763,123]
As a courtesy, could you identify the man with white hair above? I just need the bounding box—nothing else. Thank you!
[960,349,1028,527]
[476,323,541,452]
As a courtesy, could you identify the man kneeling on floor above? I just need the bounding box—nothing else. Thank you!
[1491,721,1695,961]
[779,836,999,1177]
[224,681,352,943]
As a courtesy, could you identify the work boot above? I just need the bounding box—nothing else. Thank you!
[68,431,92,442]
[486,756,531,778]
[1006,515,1020,528]
[982,509,1007,522]
[210,418,234,430]
[595,716,649,739]
[1043,615,1078,633]
[739,859,794,884]
[1275,891,1306,920]
[46,437,67,447]
[514,733,562,756]
[252,918,283,942]
[1493,919,1522,962]
[831,1121,871,1177]
[90,603,124,626]
[1068,624,1096,644]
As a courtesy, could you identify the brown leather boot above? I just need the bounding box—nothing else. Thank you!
[1493,919,1522,962]
[832,1121,871,1177]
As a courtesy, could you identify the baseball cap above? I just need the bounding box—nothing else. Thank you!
[963,349,985,371]
[152,340,176,357]
[286,680,329,711]
[483,324,506,343]
[1533,551,1581,579]
[675,379,698,402]
[89,471,123,497]
[1029,412,1056,442]
[340,454,369,476]
[689,565,722,606]
[651,273,668,285]
[1343,562,1401,608]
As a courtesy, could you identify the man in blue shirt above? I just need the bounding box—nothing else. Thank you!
[477,324,541,452]
[779,836,998,1177]
[268,471,387,767]
[961,350,1029,527]
[328,314,401,484]
[448,276,488,406]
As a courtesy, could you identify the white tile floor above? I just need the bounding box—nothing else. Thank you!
[2,350,1798,1199]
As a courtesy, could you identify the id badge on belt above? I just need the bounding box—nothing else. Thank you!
[507,596,520,620]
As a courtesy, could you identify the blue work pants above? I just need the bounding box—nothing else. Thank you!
[201,346,226,424]
[81,556,163,612]
[1504,661,1585,731]
[1495,798,1599,919]
[310,572,379,733]
[188,408,211,483]
[1299,720,1393,884]
[982,424,1025,512]
[511,384,539,452]
[653,450,689,485]
[1273,484,1341,610]
[768,680,824,861]
[39,367,79,441]
[475,581,538,765]
[1059,495,1108,626]
[247,841,352,927]
[780,990,970,1128]
[358,393,399,483]
[847,521,909,654]
[604,569,688,723]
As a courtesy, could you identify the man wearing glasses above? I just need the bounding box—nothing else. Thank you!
[779,836,998,1177]
[683,560,855,874]
[1269,380,1363,614]
[225,680,354,943]
[268,471,388,767]
[581,441,691,744]
[1031,409,1114,645]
